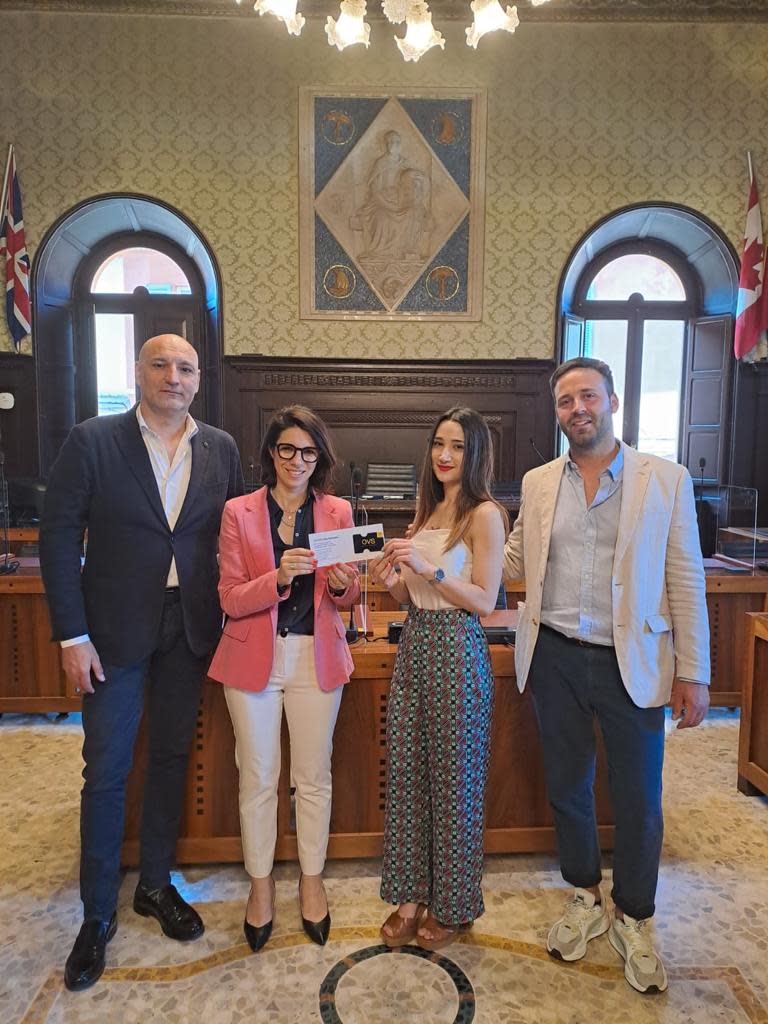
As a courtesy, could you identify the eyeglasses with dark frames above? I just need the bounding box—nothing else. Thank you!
[275,443,319,463]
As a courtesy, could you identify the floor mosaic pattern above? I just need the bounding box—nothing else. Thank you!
[2,710,767,1024]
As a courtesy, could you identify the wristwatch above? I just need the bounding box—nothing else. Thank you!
[429,567,446,585]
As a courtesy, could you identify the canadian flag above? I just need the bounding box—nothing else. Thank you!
[734,159,768,361]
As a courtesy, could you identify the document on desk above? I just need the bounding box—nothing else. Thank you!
[309,523,386,566]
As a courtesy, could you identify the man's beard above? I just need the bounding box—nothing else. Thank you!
[562,411,613,452]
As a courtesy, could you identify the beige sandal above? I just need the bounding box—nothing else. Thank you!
[416,913,473,951]
[380,904,426,948]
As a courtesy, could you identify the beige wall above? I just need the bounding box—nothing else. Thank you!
[1,10,766,359]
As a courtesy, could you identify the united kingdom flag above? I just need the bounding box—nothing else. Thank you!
[0,145,31,352]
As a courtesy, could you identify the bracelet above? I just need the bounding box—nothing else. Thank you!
[277,582,290,596]
[329,586,346,597]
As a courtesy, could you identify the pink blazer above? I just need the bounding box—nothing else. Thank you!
[208,488,360,693]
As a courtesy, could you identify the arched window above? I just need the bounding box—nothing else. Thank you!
[91,248,192,296]
[32,195,223,472]
[79,241,200,418]
[559,206,739,482]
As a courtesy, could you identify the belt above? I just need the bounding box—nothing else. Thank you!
[539,623,613,651]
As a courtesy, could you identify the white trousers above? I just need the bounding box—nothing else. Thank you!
[224,634,343,877]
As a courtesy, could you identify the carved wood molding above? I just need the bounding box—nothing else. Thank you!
[2,0,767,21]
[260,371,519,390]
[324,409,503,426]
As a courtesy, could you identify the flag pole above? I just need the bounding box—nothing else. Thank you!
[747,149,754,182]
[0,143,12,220]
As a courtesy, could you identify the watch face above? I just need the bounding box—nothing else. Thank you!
[434,568,446,583]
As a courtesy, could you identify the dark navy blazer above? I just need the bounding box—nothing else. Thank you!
[40,408,244,666]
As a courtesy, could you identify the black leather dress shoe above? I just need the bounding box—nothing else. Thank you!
[298,877,331,946]
[133,883,204,941]
[64,913,117,992]
[301,910,331,946]
[243,916,273,953]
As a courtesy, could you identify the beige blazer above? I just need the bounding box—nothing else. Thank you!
[504,445,710,708]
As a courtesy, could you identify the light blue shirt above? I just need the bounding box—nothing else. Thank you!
[540,443,624,646]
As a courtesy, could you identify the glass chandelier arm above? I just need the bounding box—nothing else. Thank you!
[395,0,445,62]
[326,0,371,50]
[466,0,519,49]
[254,0,306,36]
[381,0,408,23]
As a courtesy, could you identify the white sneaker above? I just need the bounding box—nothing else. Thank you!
[609,914,668,994]
[546,888,610,961]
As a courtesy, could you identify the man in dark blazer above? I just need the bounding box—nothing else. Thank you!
[40,334,243,991]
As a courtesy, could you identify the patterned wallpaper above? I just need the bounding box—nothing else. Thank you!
[0,10,766,359]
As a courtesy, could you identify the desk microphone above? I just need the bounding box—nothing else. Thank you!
[347,465,365,643]
[0,395,20,575]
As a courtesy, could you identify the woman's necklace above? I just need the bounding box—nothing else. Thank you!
[273,490,304,527]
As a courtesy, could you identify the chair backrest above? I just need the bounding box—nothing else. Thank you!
[364,463,417,498]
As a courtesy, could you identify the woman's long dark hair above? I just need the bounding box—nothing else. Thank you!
[259,405,337,493]
[411,407,508,550]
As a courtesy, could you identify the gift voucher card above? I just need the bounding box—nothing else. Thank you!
[309,523,386,567]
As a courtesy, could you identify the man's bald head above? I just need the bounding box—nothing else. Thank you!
[135,334,200,422]
[138,334,199,369]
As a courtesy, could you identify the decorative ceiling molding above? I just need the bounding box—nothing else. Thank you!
[1,0,767,21]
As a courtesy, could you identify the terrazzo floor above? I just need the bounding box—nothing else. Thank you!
[1,709,767,1024]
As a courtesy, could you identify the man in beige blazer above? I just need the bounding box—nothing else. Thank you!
[504,357,710,994]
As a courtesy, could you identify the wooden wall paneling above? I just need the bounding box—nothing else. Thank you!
[223,357,556,492]
[729,360,768,516]
[680,316,732,485]
[0,353,39,479]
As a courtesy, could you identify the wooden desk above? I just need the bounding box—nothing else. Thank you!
[368,574,768,708]
[3,567,768,714]
[0,561,70,712]
[737,613,768,797]
[122,608,614,864]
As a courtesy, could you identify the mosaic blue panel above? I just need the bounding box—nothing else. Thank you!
[399,216,470,314]
[398,98,472,199]
[314,214,385,312]
[314,97,389,195]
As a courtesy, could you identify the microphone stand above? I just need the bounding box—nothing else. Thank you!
[346,465,363,643]
[0,440,20,575]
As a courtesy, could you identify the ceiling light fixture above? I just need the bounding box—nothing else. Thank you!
[396,1,444,62]
[237,0,548,59]
[252,0,306,36]
[466,0,520,49]
[326,0,371,50]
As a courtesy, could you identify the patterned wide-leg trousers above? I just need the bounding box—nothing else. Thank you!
[380,607,495,925]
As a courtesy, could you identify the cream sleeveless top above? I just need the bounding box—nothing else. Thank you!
[402,528,473,610]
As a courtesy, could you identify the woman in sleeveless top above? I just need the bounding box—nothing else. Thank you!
[369,407,508,950]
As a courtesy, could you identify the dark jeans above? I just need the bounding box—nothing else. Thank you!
[79,591,206,920]
[528,625,665,921]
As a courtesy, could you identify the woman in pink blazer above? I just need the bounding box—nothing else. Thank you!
[208,406,359,953]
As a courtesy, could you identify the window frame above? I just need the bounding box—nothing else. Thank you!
[568,240,701,457]
[73,232,205,422]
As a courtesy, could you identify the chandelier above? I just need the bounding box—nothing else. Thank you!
[233,0,550,61]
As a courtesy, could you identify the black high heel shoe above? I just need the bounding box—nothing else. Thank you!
[298,874,331,946]
[244,878,275,953]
